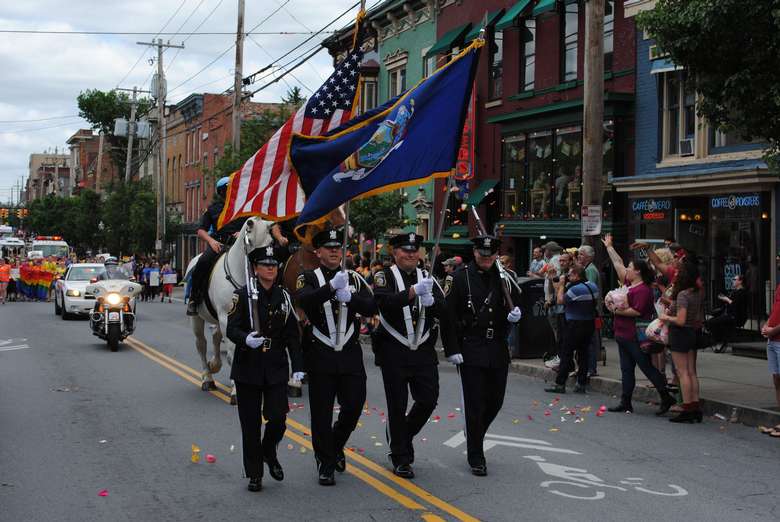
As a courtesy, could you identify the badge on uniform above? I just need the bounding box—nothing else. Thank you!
[443,275,453,297]
[296,274,306,290]
[374,270,386,288]
[228,293,239,315]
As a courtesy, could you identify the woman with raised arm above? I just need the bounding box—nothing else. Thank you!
[602,234,675,415]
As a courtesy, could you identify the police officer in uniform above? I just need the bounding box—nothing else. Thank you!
[295,227,376,486]
[226,244,304,492]
[441,236,522,476]
[187,176,248,315]
[373,233,443,479]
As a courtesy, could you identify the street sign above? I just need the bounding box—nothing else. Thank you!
[581,205,602,236]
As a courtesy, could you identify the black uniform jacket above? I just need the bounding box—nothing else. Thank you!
[372,266,444,367]
[226,285,303,386]
[198,200,248,244]
[440,263,522,368]
[295,266,376,376]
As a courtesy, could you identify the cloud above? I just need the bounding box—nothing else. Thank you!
[0,0,358,196]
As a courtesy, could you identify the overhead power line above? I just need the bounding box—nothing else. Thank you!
[0,29,335,35]
[166,0,226,73]
[0,115,79,123]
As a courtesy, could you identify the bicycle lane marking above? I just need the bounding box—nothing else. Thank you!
[126,336,479,522]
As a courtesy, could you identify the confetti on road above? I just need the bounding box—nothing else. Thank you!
[560,417,567,422]
[357,422,363,428]
[358,448,365,454]
[287,444,294,450]
[229,445,235,453]
[98,439,107,444]
[596,411,605,417]
[598,405,607,413]
[447,413,456,419]
[374,442,383,447]
[575,417,584,424]
[206,454,216,463]
[421,437,427,442]
[191,444,201,463]
[299,447,307,454]
[512,419,520,424]
[714,413,727,421]
[98,489,109,497]
[549,428,560,433]
[580,406,592,413]
[527,415,533,421]
[431,415,441,422]
[455,407,461,412]
[544,410,552,416]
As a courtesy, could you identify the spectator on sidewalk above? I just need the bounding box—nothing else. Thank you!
[706,275,748,351]
[527,247,545,278]
[659,261,705,423]
[602,234,675,415]
[577,244,603,377]
[161,263,175,303]
[760,264,780,437]
[544,264,599,394]
[544,251,572,369]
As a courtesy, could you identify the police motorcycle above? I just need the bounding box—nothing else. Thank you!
[87,261,142,352]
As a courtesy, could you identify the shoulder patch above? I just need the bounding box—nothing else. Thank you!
[295,274,306,290]
[443,275,453,297]
[374,270,386,288]
[228,293,239,315]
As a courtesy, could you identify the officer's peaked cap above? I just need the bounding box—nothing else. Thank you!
[471,235,500,255]
[248,244,279,265]
[390,232,424,251]
[313,227,344,249]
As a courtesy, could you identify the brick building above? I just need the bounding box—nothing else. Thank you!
[26,151,71,202]
[65,129,121,196]
[165,93,282,271]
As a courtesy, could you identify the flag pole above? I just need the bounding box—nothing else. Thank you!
[430,175,455,269]
[335,200,350,348]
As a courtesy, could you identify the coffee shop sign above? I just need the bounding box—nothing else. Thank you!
[632,199,672,213]
[710,194,760,210]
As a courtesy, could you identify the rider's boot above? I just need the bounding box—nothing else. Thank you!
[186,295,199,316]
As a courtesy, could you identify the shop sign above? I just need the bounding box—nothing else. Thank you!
[710,194,760,210]
[455,83,476,181]
[581,205,602,236]
[631,199,672,213]
[642,212,666,221]
[724,263,742,291]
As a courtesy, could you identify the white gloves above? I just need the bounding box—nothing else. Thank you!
[330,271,349,291]
[446,353,464,365]
[292,372,305,382]
[507,306,522,323]
[420,293,435,307]
[412,277,434,296]
[335,287,352,303]
[245,333,265,349]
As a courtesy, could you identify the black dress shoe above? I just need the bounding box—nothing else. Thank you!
[393,463,415,479]
[266,458,284,481]
[318,471,335,486]
[470,464,487,477]
[656,391,676,416]
[544,384,566,393]
[247,477,262,492]
[335,449,346,473]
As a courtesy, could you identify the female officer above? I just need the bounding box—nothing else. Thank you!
[226,244,304,492]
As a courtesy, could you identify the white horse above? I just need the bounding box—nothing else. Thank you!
[184,216,273,403]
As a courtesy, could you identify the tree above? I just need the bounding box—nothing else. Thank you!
[637,0,780,161]
[76,89,154,177]
[101,179,157,255]
[350,192,408,245]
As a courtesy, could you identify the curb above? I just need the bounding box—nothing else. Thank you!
[508,359,780,429]
[430,347,780,429]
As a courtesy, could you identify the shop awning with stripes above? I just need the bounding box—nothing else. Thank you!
[495,0,533,30]
[425,23,471,57]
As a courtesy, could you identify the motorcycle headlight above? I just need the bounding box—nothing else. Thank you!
[105,293,122,306]
[66,289,81,297]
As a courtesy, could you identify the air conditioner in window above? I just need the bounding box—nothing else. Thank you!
[679,138,694,157]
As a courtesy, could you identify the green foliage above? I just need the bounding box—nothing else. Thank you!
[637,0,780,161]
[350,192,408,243]
[102,179,157,255]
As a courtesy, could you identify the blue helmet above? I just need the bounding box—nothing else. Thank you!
[216,177,230,189]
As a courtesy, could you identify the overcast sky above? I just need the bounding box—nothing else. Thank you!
[0,0,362,202]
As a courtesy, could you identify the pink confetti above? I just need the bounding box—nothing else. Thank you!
[447,413,456,419]
[598,405,607,412]
[98,489,109,497]
[596,411,605,417]
[432,415,441,421]
[357,448,365,453]
[527,415,534,421]
[544,409,552,416]
[205,454,216,463]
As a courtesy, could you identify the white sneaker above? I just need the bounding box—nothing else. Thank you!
[544,356,560,369]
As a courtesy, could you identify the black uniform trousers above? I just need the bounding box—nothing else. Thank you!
[381,364,439,466]
[235,381,288,479]
[308,372,366,474]
[190,246,220,302]
[555,319,595,386]
[458,364,509,467]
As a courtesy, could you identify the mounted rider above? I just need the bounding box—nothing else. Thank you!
[187,176,248,316]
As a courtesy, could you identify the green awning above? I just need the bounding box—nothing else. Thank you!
[465,10,504,41]
[425,23,471,57]
[466,179,500,205]
[532,0,557,16]
[495,0,533,30]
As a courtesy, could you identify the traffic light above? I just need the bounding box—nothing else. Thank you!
[16,208,24,219]
[0,208,8,219]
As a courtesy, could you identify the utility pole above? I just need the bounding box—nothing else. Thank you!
[95,131,105,194]
[137,39,184,259]
[124,87,138,183]
[582,0,605,245]
[232,0,246,151]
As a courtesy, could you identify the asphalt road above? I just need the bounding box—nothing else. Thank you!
[1,298,779,521]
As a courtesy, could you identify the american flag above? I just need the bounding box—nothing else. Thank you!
[218,47,364,227]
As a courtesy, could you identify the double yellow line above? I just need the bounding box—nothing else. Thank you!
[125,336,479,522]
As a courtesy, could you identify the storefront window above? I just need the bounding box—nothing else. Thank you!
[502,136,526,219]
[522,19,536,91]
[489,29,503,99]
[528,131,553,218]
[561,2,578,82]
[553,126,582,219]
[666,74,680,155]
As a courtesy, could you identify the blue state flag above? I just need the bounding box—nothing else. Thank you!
[291,40,482,226]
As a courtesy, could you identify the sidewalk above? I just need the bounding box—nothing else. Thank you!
[510,339,780,428]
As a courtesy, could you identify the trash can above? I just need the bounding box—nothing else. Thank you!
[511,277,555,359]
